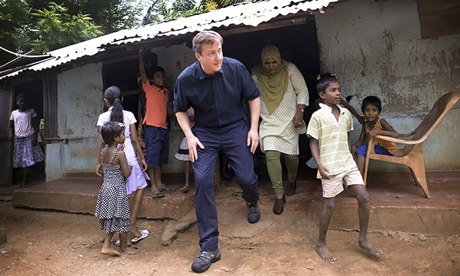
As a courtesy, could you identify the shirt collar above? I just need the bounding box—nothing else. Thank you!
[319,103,347,114]
[195,59,224,80]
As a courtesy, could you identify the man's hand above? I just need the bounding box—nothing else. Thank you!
[247,129,259,154]
[187,135,204,162]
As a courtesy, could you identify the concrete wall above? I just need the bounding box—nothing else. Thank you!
[316,0,460,171]
[46,63,103,180]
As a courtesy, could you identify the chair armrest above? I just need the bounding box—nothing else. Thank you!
[398,131,416,138]
[372,135,422,145]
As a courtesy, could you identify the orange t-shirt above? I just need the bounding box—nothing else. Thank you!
[142,81,169,129]
[366,118,396,154]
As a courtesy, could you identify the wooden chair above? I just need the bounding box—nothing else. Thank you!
[363,91,460,198]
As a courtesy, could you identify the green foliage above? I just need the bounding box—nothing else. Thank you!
[30,2,103,52]
[202,0,246,11]
[0,0,142,65]
[0,0,32,63]
[0,0,249,65]
[142,0,202,24]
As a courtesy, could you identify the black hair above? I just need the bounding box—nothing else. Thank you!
[316,73,340,94]
[147,66,165,80]
[16,93,26,102]
[103,86,124,124]
[361,96,382,113]
[101,121,125,146]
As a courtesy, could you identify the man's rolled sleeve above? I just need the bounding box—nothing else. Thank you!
[173,79,189,113]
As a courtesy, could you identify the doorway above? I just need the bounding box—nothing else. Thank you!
[12,79,45,185]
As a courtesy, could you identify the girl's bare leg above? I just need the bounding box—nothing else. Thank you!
[119,232,137,255]
[180,161,192,193]
[129,188,145,237]
[101,232,120,257]
[20,167,29,187]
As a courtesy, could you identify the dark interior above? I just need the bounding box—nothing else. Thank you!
[102,19,321,168]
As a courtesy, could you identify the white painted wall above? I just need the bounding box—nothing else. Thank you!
[316,0,460,171]
[46,63,103,180]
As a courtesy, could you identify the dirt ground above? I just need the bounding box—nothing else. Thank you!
[0,183,459,276]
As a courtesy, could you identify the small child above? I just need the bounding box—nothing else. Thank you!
[307,74,382,262]
[95,122,135,256]
[352,96,398,175]
[139,49,171,198]
[9,94,44,187]
[175,107,195,193]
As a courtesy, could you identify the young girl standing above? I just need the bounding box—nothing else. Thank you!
[9,94,44,187]
[97,86,150,244]
[352,96,399,175]
[174,107,194,193]
[95,121,135,256]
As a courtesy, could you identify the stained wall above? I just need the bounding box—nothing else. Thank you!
[316,0,460,170]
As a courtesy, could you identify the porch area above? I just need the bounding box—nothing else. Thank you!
[2,168,459,236]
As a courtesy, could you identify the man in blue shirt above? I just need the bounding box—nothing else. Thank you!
[174,30,261,273]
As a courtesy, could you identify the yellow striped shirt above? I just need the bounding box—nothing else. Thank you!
[307,103,356,178]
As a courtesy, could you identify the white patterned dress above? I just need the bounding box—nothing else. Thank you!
[253,62,309,155]
[95,149,130,233]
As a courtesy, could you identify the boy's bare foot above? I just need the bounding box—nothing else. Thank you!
[121,246,138,255]
[315,243,336,262]
[101,247,121,257]
[358,238,383,257]
[180,184,190,193]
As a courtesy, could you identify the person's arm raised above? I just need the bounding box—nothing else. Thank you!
[139,49,148,84]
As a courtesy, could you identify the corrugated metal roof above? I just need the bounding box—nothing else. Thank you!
[0,0,337,80]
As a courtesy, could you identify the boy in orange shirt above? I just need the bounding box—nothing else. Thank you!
[139,49,170,198]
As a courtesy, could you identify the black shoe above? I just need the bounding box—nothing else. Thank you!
[191,247,221,273]
[246,202,260,224]
[273,198,284,215]
[286,181,296,196]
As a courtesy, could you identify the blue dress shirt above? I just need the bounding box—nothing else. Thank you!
[173,57,260,128]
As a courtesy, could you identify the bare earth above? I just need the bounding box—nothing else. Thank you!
[0,183,459,276]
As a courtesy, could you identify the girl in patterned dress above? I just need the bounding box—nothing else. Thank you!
[95,122,134,256]
[97,86,150,243]
[352,96,399,175]
[9,94,44,187]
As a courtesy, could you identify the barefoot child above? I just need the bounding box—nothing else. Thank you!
[174,107,195,193]
[352,96,398,175]
[307,74,382,262]
[9,94,44,187]
[95,122,135,256]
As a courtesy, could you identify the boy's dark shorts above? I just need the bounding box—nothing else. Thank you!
[144,125,169,168]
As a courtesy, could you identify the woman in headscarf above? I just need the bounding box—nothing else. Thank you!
[252,45,309,215]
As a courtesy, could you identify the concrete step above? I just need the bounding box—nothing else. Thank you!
[8,171,460,235]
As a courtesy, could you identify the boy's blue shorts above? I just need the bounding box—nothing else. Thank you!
[356,144,393,157]
[144,125,169,168]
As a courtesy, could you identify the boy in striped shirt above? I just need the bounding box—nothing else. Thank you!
[307,74,382,262]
